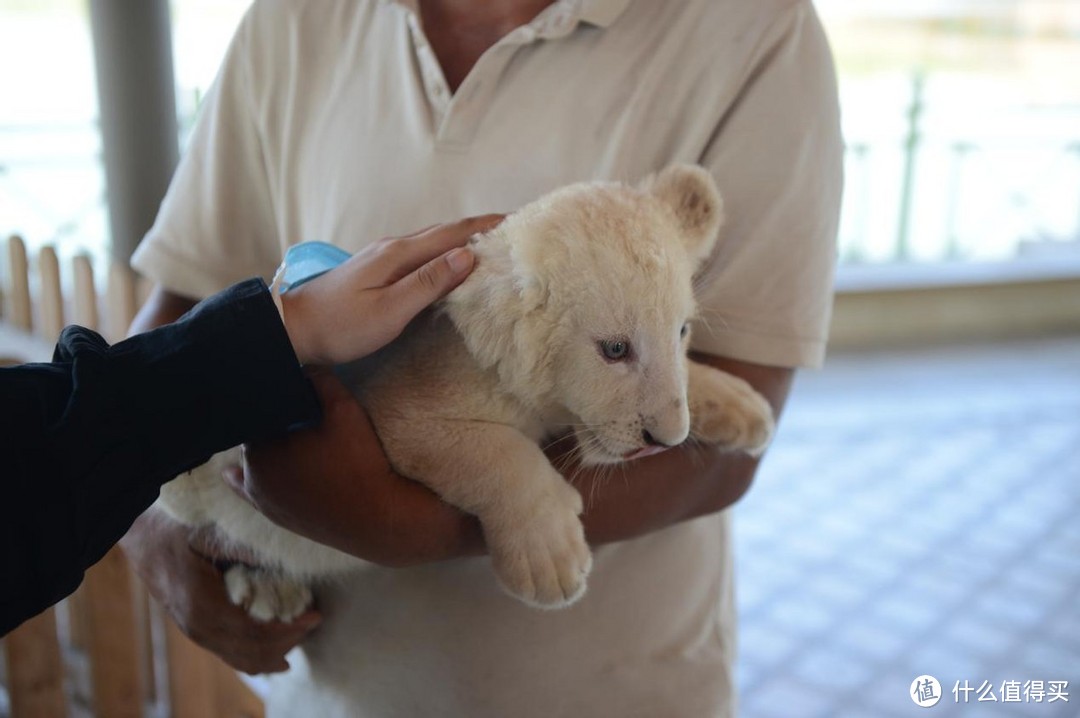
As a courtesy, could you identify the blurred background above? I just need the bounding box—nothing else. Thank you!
[0,1,1077,716]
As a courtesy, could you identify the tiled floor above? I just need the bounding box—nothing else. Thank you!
[734,336,1080,717]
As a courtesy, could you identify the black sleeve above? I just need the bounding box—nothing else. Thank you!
[0,278,322,635]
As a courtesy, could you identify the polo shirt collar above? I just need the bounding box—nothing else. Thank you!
[529,0,631,39]
[383,0,631,31]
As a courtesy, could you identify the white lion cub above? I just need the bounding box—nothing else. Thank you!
[157,164,774,618]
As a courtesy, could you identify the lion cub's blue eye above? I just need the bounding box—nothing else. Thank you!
[598,339,631,362]
[680,323,690,338]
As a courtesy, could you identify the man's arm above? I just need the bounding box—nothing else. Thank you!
[152,349,785,671]
[229,352,792,565]
[129,286,198,334]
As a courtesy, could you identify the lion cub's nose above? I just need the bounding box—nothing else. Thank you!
[643,403,691,448]
[642,428,680,449]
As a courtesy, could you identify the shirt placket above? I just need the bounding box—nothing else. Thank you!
[404,1,582,150]
[405,12,453,128]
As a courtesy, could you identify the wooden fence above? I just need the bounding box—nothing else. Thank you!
[1,235,265,718]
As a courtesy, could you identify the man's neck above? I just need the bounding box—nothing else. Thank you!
[418,0,558,91]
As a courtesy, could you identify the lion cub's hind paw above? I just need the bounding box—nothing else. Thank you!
[224,564,313,623]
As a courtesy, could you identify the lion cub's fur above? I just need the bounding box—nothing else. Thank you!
[158,165,774,617]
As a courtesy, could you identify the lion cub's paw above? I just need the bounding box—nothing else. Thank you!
[689,368,775,456]
[486,480,592,609]
[224,564,313,623]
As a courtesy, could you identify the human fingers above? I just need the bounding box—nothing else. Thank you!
[394,222,440,238]
[375,244,477,332]
[179,562,321,674]
[123,509,320,674]
[368,214,504,283]
[181,536,322,673]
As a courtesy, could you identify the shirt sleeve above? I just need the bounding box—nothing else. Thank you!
[0,278,321,636]
[690,0,844,369]
[131,7,282,300]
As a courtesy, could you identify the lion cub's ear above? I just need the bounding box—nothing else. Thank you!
[641,164,724,263]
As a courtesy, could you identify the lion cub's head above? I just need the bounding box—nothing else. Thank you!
[446,164,723,465]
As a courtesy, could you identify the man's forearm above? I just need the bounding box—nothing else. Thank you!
[569,443,760,546]
[194,349,792,568]
[285,355,790,564]
[128,286,199,335]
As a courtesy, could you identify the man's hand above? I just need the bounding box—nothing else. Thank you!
[119,508,321,674]
[222,371,486,567]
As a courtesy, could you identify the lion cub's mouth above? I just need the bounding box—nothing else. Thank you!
[622,445,672,462]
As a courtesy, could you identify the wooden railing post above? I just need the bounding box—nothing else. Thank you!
[37,247,64,343]
[106,263,138,342]
[83,550,143,718]
[71,254,100,331]
[3,609,68,718]
[164,621,264,718]
[5,235,32,331]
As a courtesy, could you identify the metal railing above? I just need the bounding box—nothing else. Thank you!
[839,74,1080,264]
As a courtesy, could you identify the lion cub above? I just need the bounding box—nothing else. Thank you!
[158,164,774,617]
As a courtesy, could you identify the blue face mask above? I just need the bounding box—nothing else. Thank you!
[277,241,352,294]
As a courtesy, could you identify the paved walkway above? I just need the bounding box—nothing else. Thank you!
[734,337,1080,717]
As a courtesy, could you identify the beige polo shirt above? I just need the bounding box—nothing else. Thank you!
[133,0,843,715]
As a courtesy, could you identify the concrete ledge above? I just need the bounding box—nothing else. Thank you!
[835,254,1080,293]
[829,262,1080,349]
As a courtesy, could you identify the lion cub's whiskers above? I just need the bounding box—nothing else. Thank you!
[694,307,731,334]
[682,435,709,471]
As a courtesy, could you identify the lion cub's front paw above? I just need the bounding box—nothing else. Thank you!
[485,479,592,609]
[689,366,775,456]
[224,564,312,623]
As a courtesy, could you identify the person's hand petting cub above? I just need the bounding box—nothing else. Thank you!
[281,214,503,365]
